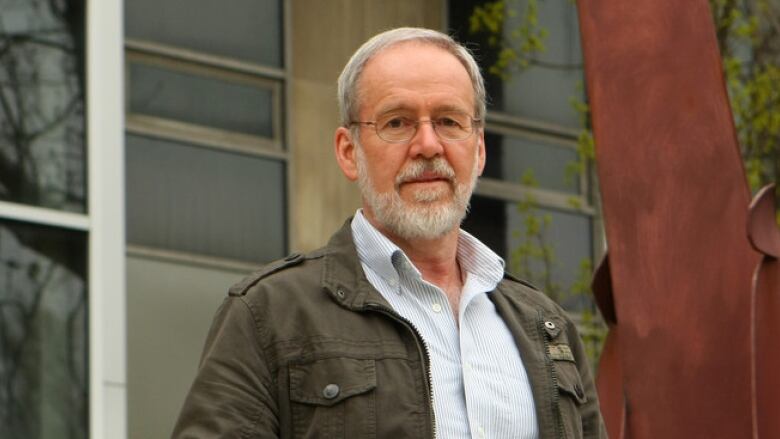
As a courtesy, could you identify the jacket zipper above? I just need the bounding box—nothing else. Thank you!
[365,303,437,439]
[538,315,565,439]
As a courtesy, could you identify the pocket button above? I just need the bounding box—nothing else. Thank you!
[322,383,340,399]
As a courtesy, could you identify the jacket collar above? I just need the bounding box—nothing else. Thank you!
[320,218,394,311]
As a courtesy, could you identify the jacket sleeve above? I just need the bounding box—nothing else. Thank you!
[566,317,608,439]
[172,296,279,439]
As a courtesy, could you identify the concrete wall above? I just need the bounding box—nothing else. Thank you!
[289,0,443,251]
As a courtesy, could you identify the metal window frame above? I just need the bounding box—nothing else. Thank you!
[125,44,284,155]
[476,118,594,212]
[482,117,591,210]
[126,114,287,161]
[0,201,90,231]
[88,0,126,437]
[125,38,286,80]
[127,244,258,274]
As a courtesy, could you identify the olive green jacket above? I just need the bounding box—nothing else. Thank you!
[173,221,607,438]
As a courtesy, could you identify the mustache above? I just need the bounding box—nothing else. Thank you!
[395,157,456,185]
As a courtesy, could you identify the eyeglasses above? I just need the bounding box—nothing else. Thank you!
[349,112,481,143]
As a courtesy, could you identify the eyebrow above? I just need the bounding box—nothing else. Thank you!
[374,102,471,117]
[433,104,471,114]
[374,103,414,117]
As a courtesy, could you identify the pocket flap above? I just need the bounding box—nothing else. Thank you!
[289,358,376,406]
[555,360,588,405]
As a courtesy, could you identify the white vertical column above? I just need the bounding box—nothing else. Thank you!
[87,0,126,437]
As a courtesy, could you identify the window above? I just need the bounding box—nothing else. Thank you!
[0,1,89,437]
[450,0,601,312]
[124,0,288,266]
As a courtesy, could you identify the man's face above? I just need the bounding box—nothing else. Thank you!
[339,42,485,240]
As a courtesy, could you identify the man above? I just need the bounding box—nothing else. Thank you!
[174,28,605,438]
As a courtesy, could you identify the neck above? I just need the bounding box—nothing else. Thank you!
[363,211,464,302]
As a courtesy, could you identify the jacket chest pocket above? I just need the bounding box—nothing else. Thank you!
[554,356,588,439]
[543,319,588,439]
[288,357,377,439]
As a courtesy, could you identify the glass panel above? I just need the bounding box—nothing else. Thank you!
[126,134,286,262]
[0,0,87,212]
[129,62,274,138]
[125,0,283,67]
[0,219,88,439]
[449,0,584,128]
[483,131,580,193]
[463,195,592,311]
[499,0,584,128]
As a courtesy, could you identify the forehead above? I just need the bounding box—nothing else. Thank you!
[357,42,474,116]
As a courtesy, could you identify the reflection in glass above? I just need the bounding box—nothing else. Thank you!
[129,62,275,138]
[0,219,88,439]
[0,0,87,212]
[126,134,286,263]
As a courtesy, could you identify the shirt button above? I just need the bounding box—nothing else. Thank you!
[431,303,442,313]
[478,426,486,438]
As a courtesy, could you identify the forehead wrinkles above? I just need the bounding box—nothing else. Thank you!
[354,42,473,118]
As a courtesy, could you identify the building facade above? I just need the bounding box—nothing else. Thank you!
[0,1,598,438]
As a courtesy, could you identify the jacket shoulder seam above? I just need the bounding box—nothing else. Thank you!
[229,249,327,297]
[502,272,541,291]
[498,275,567,317]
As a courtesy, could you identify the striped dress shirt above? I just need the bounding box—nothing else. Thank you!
[351,211,538,439]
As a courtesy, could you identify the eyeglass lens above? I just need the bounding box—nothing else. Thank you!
[375,112,475,142]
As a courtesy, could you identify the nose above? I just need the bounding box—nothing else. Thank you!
[408,120,444,159]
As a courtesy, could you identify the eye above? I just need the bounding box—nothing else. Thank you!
[381,116,411,130]
[436,117,462,128]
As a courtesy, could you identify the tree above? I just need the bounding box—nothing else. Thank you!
[712,0,780,216]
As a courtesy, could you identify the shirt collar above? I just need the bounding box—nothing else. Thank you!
[351,209,506,291]
[351,210,403,286]
[457,228,506,289]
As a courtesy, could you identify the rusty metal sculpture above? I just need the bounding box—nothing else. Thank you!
[748,184,780,439]
[578,0,779,437]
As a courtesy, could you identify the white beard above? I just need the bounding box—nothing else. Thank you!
[355,146,479,240]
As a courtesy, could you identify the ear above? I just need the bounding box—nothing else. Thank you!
[476,129,486,176]
[334,126,359,181]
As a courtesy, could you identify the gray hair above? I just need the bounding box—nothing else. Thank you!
[337,27,486,128]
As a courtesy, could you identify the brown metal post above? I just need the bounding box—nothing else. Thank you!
[591,255,625,439]
[748,184,780,439]
[577,1,761,437]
